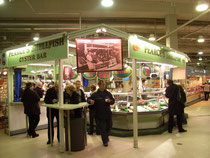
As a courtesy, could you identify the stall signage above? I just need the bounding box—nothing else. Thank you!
[128,35,186,67]
[63,66,72,80]
[97,71,112,80]
[5,36,68,67]
[82,72,97,80]
[114,66,132,78]
[71,70,78,80]
[142,66,151,76]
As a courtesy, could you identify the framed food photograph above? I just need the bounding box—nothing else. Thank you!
[76,38,123,73]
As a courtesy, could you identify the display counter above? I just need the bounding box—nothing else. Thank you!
[87,90,169,136]
[9,100,48,135]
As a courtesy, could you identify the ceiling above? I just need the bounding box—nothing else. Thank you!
[1,0,210,69]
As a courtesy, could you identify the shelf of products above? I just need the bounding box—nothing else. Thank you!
[0,76,8,129]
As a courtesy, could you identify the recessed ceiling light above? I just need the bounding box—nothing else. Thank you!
[198,51,203,55]
[0,0,4,5]
[148,34,156,41]
[196,0,209,12]
[197,35,205,43]
[33,33,40,41]
[101,0,114,7]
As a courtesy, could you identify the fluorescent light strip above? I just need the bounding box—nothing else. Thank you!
[28,63,52,67]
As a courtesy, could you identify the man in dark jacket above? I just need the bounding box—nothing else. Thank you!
[88,80,115,147]
[44,83,59,144]
[21,82,40,138]
[34,82,44,98]
[87,84,100,135]
[165,80,187,133]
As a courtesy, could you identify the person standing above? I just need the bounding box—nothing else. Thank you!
[34,82,44,98]
[75,80,86,117]
[44,83,59,144]
[87,84,100,135]
[88,80,115,147]
[165,80,187,133]
[203,82,209,101]
[21,82,40,138]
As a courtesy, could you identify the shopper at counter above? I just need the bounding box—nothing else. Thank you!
[87,84,100,135]
[64,85,80,117]
[203,83,209,101]
[21,82,40,138]
[165,80,187,133]
[44,83,59,144]
[75,80,86,117]
[34,82,44,98]
[88,80,115,147]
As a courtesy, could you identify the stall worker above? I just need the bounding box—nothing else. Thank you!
[21,82,40,138]
[88,80,115,147]
[44,83,59,144]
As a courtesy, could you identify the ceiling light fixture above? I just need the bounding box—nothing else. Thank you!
[33,33,40,41]
[0,0,4,5]
[197,35,205,43]
[196,0,209,12]
[148,34,156,41]
[199,57,203,61]
[101,0,114,7]
[198,51,203,55]
[96,27,107,33]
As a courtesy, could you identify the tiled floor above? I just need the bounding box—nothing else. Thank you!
[1,100,210,158]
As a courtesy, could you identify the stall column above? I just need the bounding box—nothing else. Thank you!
[132,59,138,148]
[58,59,65,152]
[7,67,14,136]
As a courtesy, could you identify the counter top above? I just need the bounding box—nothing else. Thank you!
[41,102,90,110]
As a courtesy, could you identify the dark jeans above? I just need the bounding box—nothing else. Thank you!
[27,114,40,135]
[168,114,183,132]
[204,92,209,100]
[47,111,59,142]
[97,117,112,144]
[89,109,99,134]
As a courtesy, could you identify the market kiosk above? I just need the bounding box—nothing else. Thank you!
[2,24,189,150]
[66,24,189,148]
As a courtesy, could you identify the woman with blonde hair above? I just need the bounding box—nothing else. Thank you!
[64,85,80,116]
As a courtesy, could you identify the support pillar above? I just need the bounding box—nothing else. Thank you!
[165,14,178,50]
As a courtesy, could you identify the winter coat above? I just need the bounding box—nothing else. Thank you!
[165,84,185,115]
[44,87,59,117]
[87,89,115,119]
[21,88,40,115]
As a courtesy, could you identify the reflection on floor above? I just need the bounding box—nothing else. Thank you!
[0,100,210,158]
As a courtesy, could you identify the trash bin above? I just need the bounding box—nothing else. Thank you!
[65,117,85,151]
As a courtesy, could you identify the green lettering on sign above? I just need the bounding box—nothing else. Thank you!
[128,35,186,67]
[5,36,68,67]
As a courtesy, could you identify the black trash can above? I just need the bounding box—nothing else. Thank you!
[65,117,85,151]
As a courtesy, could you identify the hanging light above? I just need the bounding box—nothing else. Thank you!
[33,33,40,41]
[148,34,156,41]
[101,0,114,7]
[197,35,205,43]
[196,0,209,12]
[199,57,203,61]
[198,51,203,55]
[197,62,200,65]
[0,0,4,5]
